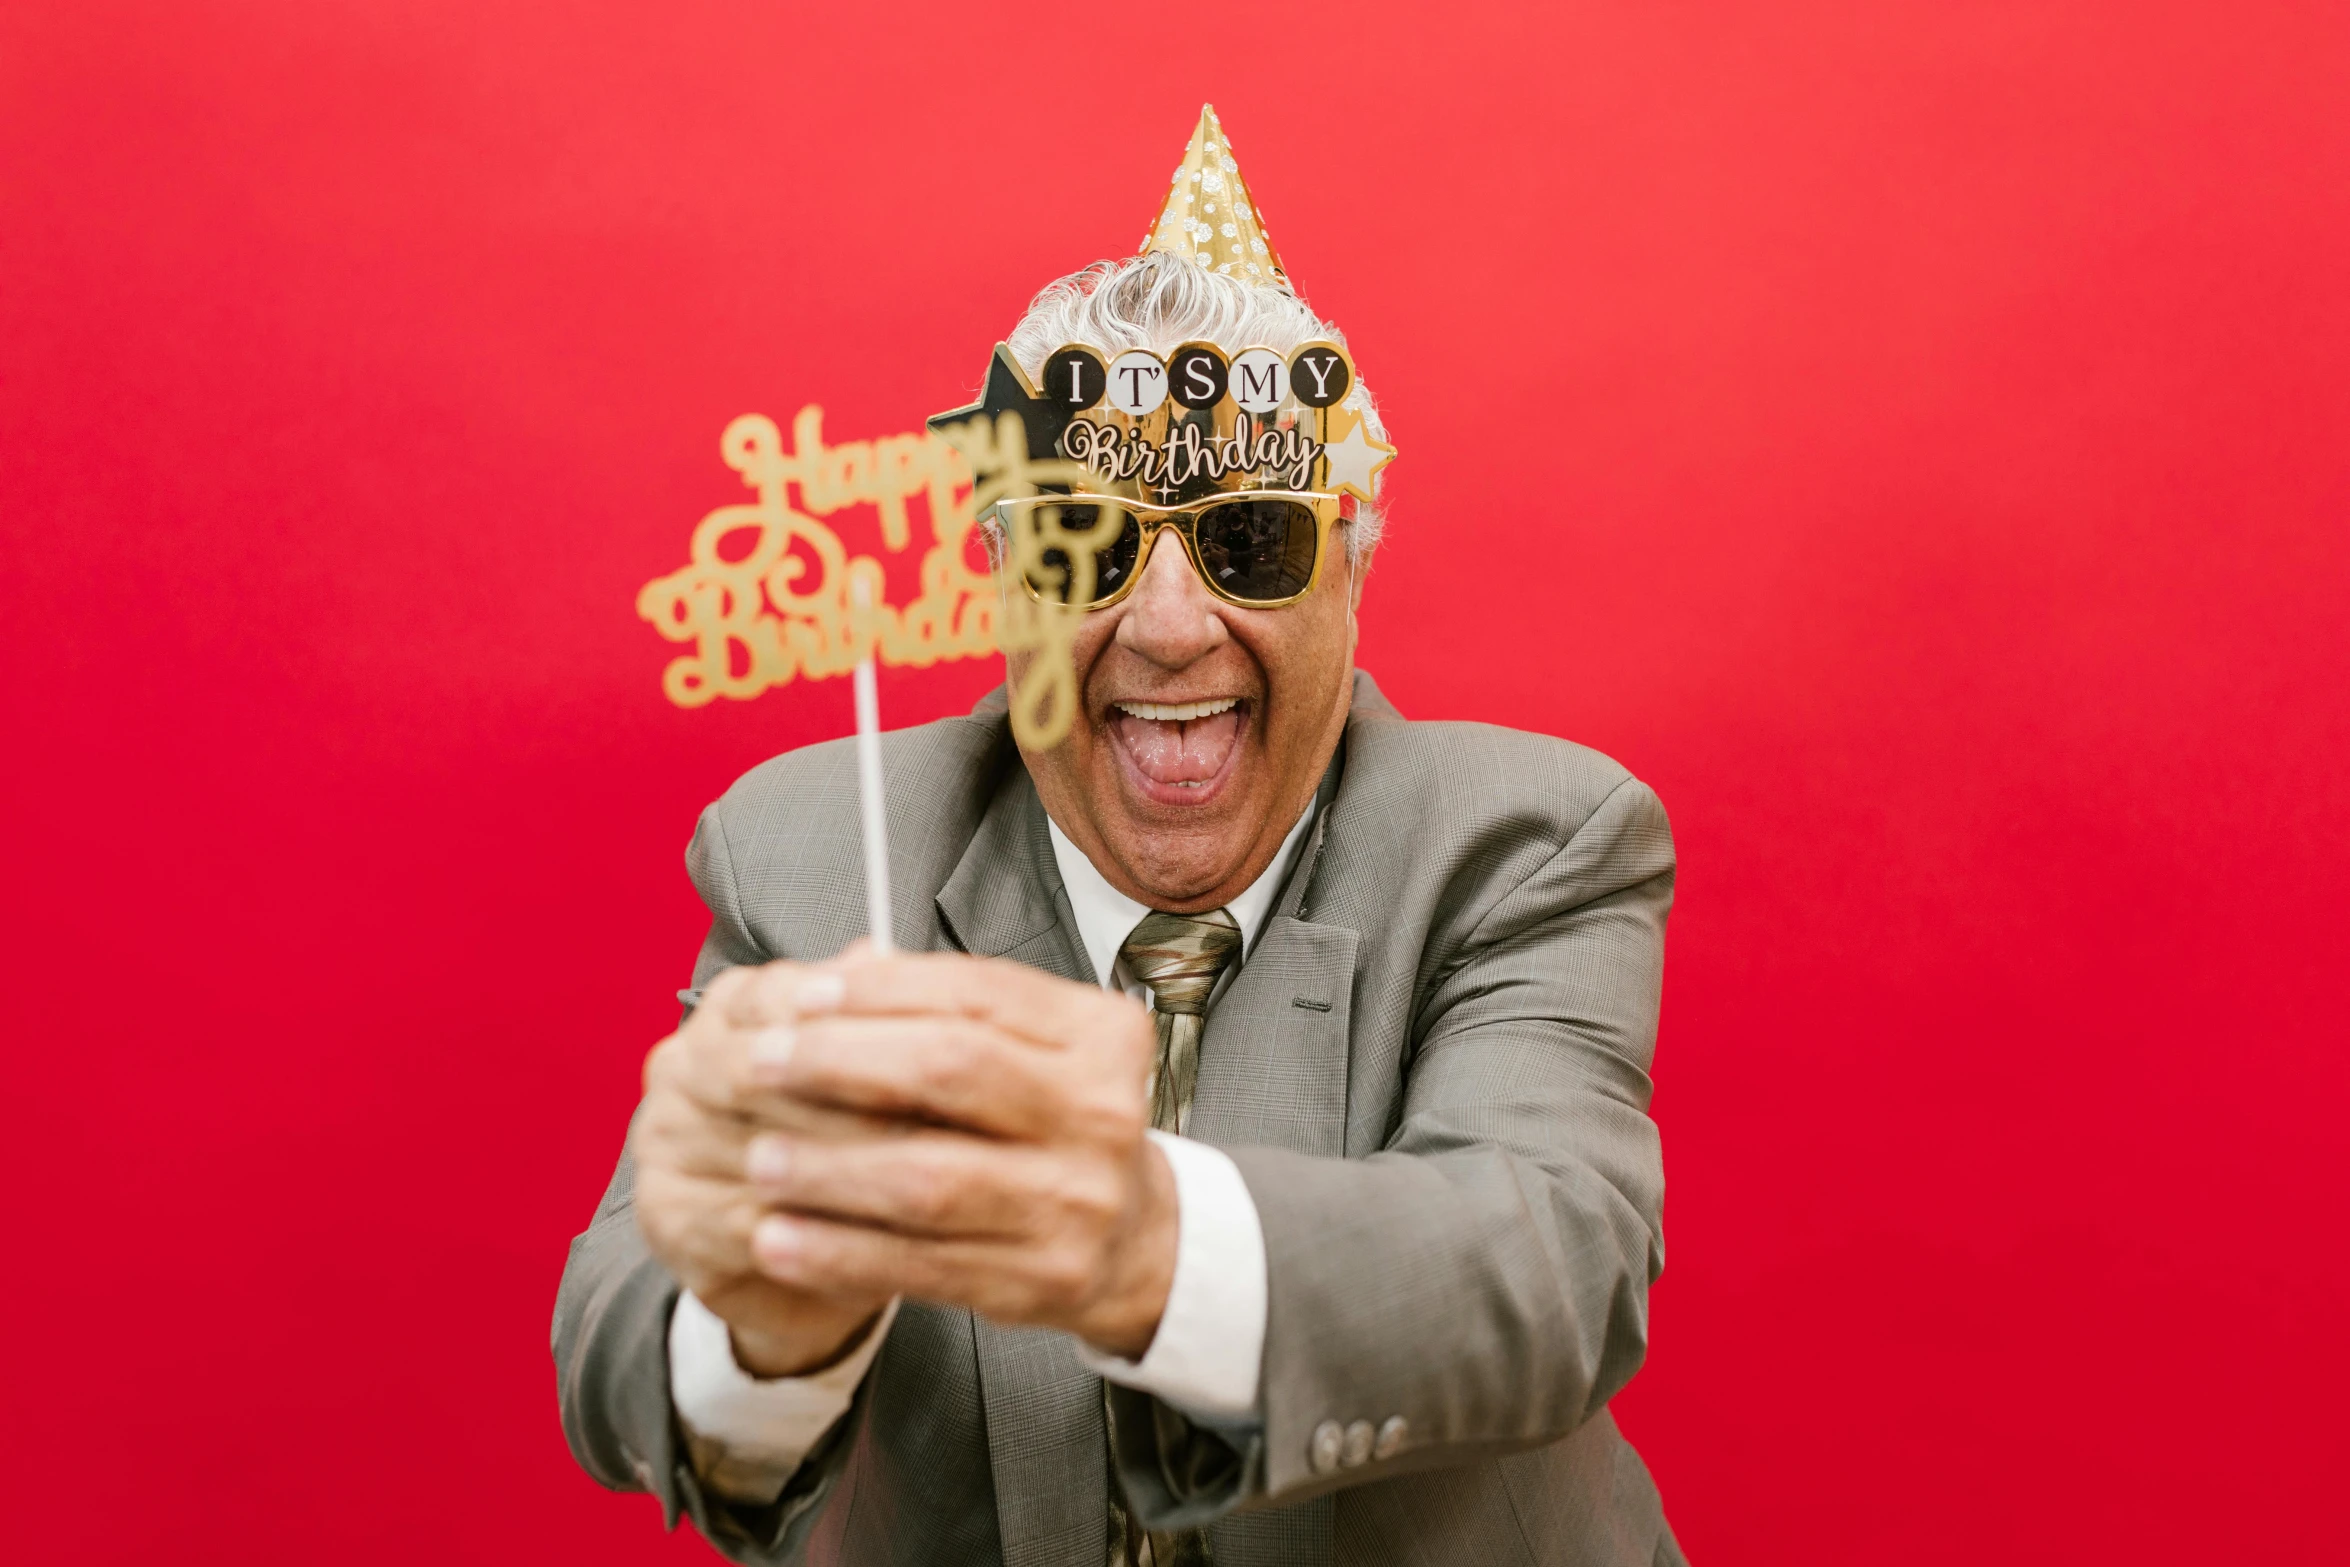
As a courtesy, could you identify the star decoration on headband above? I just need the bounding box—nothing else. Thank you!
[925,344,1075,462]
[1320,407,1396,501]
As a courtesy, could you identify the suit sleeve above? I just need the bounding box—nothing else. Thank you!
[1112,775,1675,1521]
[550,807,868,1562]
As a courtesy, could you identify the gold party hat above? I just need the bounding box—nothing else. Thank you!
[1141,104,1289,290]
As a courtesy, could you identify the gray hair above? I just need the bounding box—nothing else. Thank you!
[1004,252,1390,560]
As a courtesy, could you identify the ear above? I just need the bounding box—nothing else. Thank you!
[1342,547,1365,655]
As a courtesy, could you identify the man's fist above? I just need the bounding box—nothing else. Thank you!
[632,946,1180,1373]
[630,962,895,1376]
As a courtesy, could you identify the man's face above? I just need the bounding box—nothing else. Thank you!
[1013,520,1360,913]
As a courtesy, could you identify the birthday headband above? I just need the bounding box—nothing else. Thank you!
[928,337,1390,511]
[929,105,1396,513]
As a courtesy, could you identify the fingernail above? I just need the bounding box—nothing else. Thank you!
[748,1025,794,1077]
[753,1215,802,1267]
[794,972,846,1013]
[746,1135,791,1185]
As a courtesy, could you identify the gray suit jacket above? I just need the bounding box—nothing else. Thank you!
[555,673,1685,1566]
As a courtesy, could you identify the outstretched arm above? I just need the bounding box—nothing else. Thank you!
[1112,776,1675,1521]
[552,811,891,1562]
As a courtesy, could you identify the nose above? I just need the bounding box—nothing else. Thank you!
[1114,527,1229,669]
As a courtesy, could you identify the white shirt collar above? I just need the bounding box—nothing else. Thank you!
[1046,803,1318,992]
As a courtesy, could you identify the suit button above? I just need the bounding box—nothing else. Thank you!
[1340,1419,1375,1468]
[1374,1416,1408,1460]
[1309,1420,1344,1474]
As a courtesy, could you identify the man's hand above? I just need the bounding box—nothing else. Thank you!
[736,948,1178,1359]
[630,962,901,1377]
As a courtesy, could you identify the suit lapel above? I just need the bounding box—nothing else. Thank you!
[1188,731,1360,1156]
[935,763,1087,975]
[937,766,1108,1567]
[1187,914,1358,1157]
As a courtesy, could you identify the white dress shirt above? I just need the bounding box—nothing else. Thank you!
[668,804,1315,1501]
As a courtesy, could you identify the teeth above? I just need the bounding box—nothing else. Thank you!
[1113,697,1240,722]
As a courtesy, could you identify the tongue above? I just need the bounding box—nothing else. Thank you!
[1115,708,1241,786]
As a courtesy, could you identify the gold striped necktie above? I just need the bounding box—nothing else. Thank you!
[1107,906,1243,1567]
[1120,908,1243,1138]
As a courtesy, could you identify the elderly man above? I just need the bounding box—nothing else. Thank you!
[556,109,1683,1567]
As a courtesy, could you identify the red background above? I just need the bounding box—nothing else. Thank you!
[4,3,2345,1561]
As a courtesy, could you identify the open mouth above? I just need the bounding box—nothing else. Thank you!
[1107,696,1247,805]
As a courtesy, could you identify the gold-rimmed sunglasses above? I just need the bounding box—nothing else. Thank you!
[988,490,1346,611]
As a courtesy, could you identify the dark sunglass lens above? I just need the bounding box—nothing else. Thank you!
[1087,512,1142,602]
[1023,505,1142,605]
[1071,512,1142,606]
[1194,499,1319,602]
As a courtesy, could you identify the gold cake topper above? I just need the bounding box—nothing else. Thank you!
[634,409,996,709]
[929,411,1125,750]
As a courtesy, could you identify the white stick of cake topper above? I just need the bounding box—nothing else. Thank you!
[850,578,894,953]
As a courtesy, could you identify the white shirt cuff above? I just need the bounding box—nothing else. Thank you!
[667,1290,899,1502]
[1076,1130,1267,1421]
